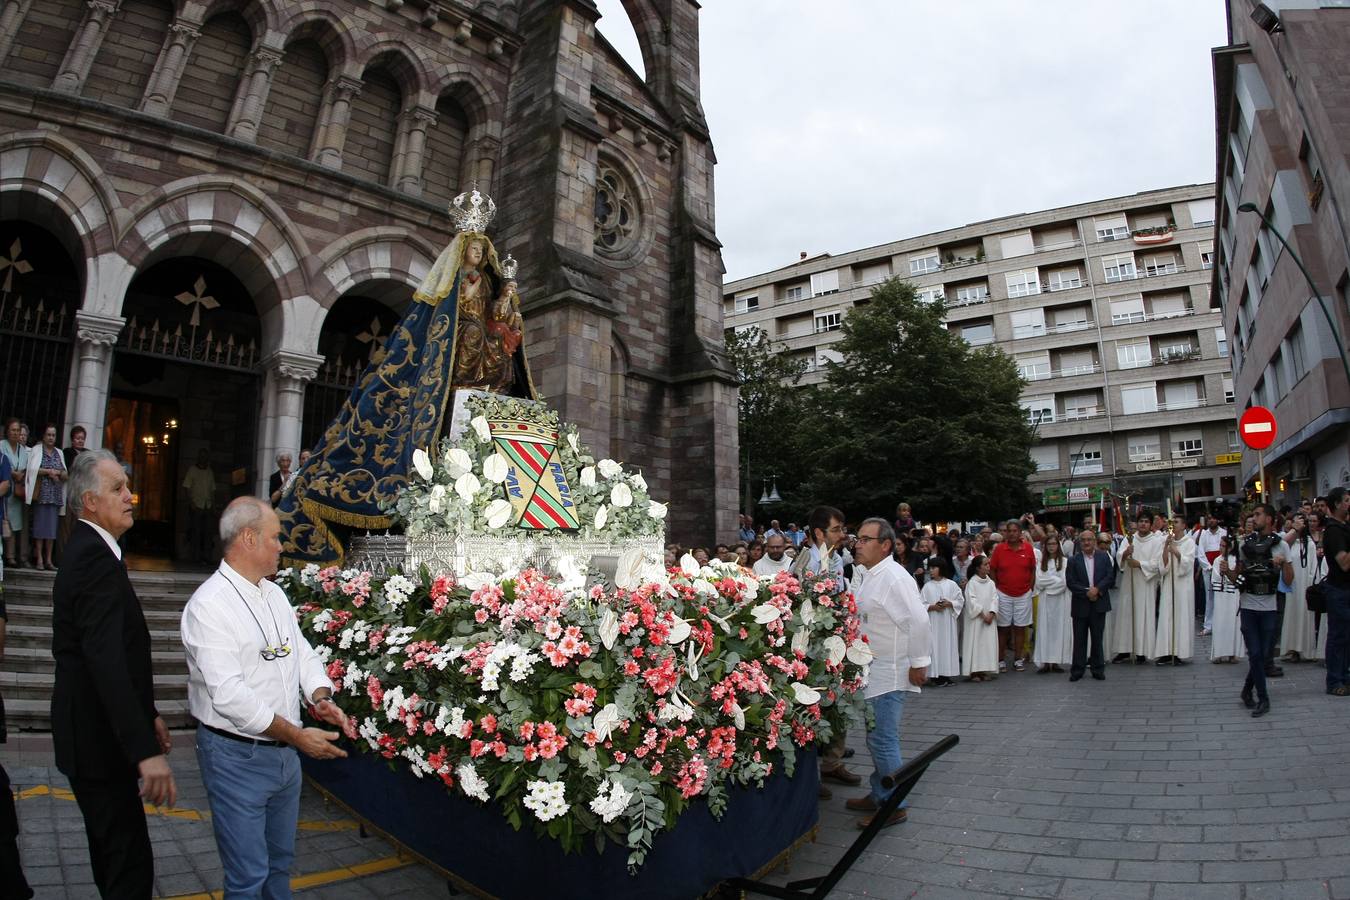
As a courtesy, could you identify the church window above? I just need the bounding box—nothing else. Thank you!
[594,164,640,257]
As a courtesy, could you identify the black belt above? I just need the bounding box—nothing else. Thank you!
[200,723,282,748]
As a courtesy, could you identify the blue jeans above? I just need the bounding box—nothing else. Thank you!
[196,727,302,899]
[1240,608,1279,703]
[1325,582,1350,692]
[865,690,908,806]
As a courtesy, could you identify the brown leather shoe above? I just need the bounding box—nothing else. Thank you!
[845,796,878,812]
[857,809,907,830]
[821,766,862,786]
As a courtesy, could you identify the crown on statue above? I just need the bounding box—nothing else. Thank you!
[449,188,496,234]
[501,254,518,280]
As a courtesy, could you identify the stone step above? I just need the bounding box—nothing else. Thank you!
[5,623,186,652]
[2,645,188,676]
[3,603,185,629]
[5,697,193,731]
[0,669,187,701]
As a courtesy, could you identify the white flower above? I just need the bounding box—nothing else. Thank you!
[592,703,621,743]
[751,604,782,624]
[791,625,810,655]
[567,432,580,453]
[630,472,647,492]
[383,574,416,609]
[729,701,746,730]
[598,607,620,650]
[412,448,434,481]
[428,484,447,514]
[580,466,596,488]
[597,458,623,480]
[482,453,509,484]
[846,639,874,666]
[823,635,847,666]
[610,482,633,509]
[594,504,608,530]
[485,498,513,529]
[457,761,490,802]
[790,682,821,705]
[666,616,692,645]
[589,779,633,824]
[454,472,481,502]
[647,500,667,520]
[470,416,491,442]
[680,553,700,577]
[614,547,646,591]
[444,447,473,478]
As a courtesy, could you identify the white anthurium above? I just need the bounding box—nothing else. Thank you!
[555,554,585,592]
[647,500,668,520]
[428,484,447,514]
[598,607,620,650]
[799,596,816,627]
[693,578,720,599]
[481,453,509,484]
[411,448,434,481]
[846,639,874,666]
[610,482,633,509]
[592,703,621,743]
[470,416,492,442]
[580,466,596,488]
[614,547,647,591]
[597,458,623,480]
[680,553,700,577]
[454,472,481,502]
[666,616,692,645]
[790,682,821,705]
[705,611,732,635]
[567,432,579,453]
[729,701,746,731]
[444,447,473,478]
[686,642,702,681]
[751,604,782,625]
[461,572,497,592]
[594,504,609,530]
[823,635,847,667]
[630,472,647,492]
[791,625,810,656]
[484,498,513,529]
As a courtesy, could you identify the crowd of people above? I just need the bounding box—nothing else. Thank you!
[1,418,86,574]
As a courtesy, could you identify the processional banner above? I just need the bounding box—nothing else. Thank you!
[486,419,580,530]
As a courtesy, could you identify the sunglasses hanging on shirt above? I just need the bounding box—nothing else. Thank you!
[226,579,292,661]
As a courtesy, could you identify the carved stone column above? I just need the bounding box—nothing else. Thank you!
[394,106,437,196]
[226,47,284,142]
[52,0,119,94]
[140,21,200,116]
[258,350,321,497]
[71,311,125,449]
[312,76,363,169]
[0,0,35,65]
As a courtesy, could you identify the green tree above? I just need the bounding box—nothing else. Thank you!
[794,278,1035,523]
[725,326,810,517]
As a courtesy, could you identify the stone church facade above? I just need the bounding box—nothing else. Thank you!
[0,0,736,550]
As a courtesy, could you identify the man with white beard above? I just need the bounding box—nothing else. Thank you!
[1112,512,1166,663]
[1153,517,1196,664]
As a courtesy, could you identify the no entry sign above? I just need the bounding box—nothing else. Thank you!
[1239,406,1278,451]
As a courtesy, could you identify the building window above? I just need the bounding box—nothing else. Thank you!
[734,295,759,314]
[815,347,843,369]
[1030,444,1060,472]
[961,322,994,345]
[1227,427,1239,450]
[1220,475,1238,494]
[1022,397,1055,426]
[909,253,940,275]
[594,163,640,257]
[1016,352,1051,382]
[1110,297,1146,324]
[1095,214,1130,242]
[1117,340,1152,370]
[1063,393,1100,420]
[1128,435,1161,463]
[1006,270,1041,298]
[784,285,805,302]
[1143,255,1179,277]
[916,286,944,305]
[1049,306,1091,333]
[1160,380,1201,410]
[1170,428,1204,458]
[1011,308,1046,338]
[954,284,989,305]
[1201,250,1215,270]
[813,311,841,334]
[810,269,840,296]
[1287,325,1308,384]
[1223,377,1234,403]
[1215,327,1229,358]
[1121,384,1158,415]
[1047,269,1082,291]
[1188,199,1215,228]
[1070,448,1104,475]
[1103,254,1137,283]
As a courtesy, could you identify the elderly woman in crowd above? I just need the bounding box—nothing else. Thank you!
[1,418,27,568]
[25,423,67,570]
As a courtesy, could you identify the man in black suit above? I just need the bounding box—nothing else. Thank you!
[1066,529,1115,682]
[52,449,176,898]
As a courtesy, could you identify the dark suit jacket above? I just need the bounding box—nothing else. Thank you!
[51,521,160,780]
[1066,550,1114,618]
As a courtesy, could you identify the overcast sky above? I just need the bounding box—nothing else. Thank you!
[595,1,1230,282]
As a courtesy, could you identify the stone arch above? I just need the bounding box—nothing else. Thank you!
[595,0,648,81]
[612,0,664,85]
[427,66,500,123]
[0,131,124,269]
[172,9,254,132]
[257,14,348,159]
[342,45,420,187]
[116,176,310,321]
[83,0,174,109]
[195,0,281,40]
[273,8,354,72]
[2,0,85,87]
[354,38,430,100]
[310,227,438,315]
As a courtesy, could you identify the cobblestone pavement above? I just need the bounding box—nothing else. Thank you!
[6,635,1350,899]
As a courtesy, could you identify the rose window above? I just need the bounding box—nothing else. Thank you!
[594,165,639,256]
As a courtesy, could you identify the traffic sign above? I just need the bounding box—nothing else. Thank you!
[1238,406,1277,451]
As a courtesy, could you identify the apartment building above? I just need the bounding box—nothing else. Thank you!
[1212,0,1350,505]
[723,184,1242,520]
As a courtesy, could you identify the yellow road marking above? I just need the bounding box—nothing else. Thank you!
[15,784,358,830]
[159,854,411,899]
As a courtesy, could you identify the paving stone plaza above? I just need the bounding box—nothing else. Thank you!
[6,633,1348,899]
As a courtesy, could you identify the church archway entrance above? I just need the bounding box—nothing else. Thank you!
[109,256,263,558]
[302,284,405,453]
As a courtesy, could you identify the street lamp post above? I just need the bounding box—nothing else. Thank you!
[1236,202,1350,390]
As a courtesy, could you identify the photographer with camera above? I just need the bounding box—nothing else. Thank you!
[1221,504,1294,717]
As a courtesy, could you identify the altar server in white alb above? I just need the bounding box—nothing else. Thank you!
[182,497,351,898]
[1280,514,1320,661]
[1196,514,1227,636]
[962,556,999,681]
[1153,517,1196,664]
[1032,539,1073,673]
[1209,536,1244,663]
[920,559,963,686]
[1112,513,1166,662]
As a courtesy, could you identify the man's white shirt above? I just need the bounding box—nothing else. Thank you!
[753,554,791,577]
[855,555,931,699]
[80,519,122,560]
[182,562,331,739]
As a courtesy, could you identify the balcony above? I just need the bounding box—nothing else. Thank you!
[1132,224,1177,246]
[1062,409,1106,422]
[1033,238,1083,254]
[1053,363,1101,378]
[1155,397,1207,412]
[945,293,991,308]
[1155,346,1201,365]
[1045,320,1094,336]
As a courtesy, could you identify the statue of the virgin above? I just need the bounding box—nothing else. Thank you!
[278,189,535,567]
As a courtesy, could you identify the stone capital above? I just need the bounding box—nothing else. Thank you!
[250,47,284,71]
[87,0,119,18]
[406,105,438,128]
[333,75,364,98]
[263,349,323,383]
[74,310,125,346]
[168,21,200,42]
